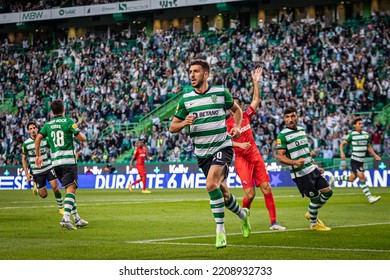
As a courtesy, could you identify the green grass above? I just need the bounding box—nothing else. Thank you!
[0,187,389,260]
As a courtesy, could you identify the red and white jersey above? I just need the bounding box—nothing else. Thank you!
[133,146,147,166]
[226,106,261,160]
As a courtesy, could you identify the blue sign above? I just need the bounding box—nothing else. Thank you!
[1,170,389,190]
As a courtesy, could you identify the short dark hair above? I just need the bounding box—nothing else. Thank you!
[51,99,64,115]
[189,57,210,73]
[351,117,363,125]
[232,95,242,105]
[283,106,297,115]
[27,121,37,129]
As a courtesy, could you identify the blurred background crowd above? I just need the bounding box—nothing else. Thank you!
[0,3,389,166]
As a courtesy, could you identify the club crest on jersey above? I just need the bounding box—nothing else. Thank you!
[211,95,217,103]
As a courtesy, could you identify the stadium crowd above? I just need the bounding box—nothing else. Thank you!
[0,10,389,166]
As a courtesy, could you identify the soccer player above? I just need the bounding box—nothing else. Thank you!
[226,67,285,231]
[277,106,333,231]
[128,138,151,193]
[22,121,64,214]
[35,99,88,230]
[329,117,381,204]
[169,56,251,248]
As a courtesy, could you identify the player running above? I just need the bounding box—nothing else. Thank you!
[329,117,381,204]
[128,138,152,193]
[35,99,88,230]
[22,121,64,215]
[277,106,333,231]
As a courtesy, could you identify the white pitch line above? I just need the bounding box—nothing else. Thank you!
[126,241,390,253]
[125,222,390,253]
[0,191,380,209]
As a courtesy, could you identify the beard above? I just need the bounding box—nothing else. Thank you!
[191,78,204,89]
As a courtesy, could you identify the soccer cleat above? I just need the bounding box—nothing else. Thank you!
[310,223,331,231]
[60,220,77,230]
[128,183,133,192]
[241,208,251,238]
[328,175,335,187]
[215,232,227,249]
[270,222,286,231]
[75,218,89,228]
[142,190,151,194]
[368,196,381,204]
[59,208,64,215]
[305,212,324,226]
[32,183,38,196]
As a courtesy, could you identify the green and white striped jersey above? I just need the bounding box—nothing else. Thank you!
[39,116,80,167]
[345,131,370,162]
[277,126,316,179]
[174,86,234,158]
[22,137,52,174]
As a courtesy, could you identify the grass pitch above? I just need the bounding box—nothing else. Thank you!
[0,187,389,260]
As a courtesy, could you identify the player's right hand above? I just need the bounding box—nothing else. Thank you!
[294,158,305,167]
[26,173,33,182]
[185,114,196,126]
[240,142,251,150]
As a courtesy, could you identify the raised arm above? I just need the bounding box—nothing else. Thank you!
[250,67,263,110]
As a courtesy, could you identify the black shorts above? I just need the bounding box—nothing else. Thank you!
[197,147,233,178]
[293,168,329,198]
[33,168,57,189]
[54,165,79,189]
[350,159,364,175]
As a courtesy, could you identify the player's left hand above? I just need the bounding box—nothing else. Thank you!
[35,156,42,168]
[374,155,381,161]
[229,127,241,139]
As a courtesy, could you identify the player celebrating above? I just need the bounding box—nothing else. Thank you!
[169,56,250,249]
[226,67,285,231]
[329,117,381,204]
[22,121,64,214]
[128,138,151,193]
